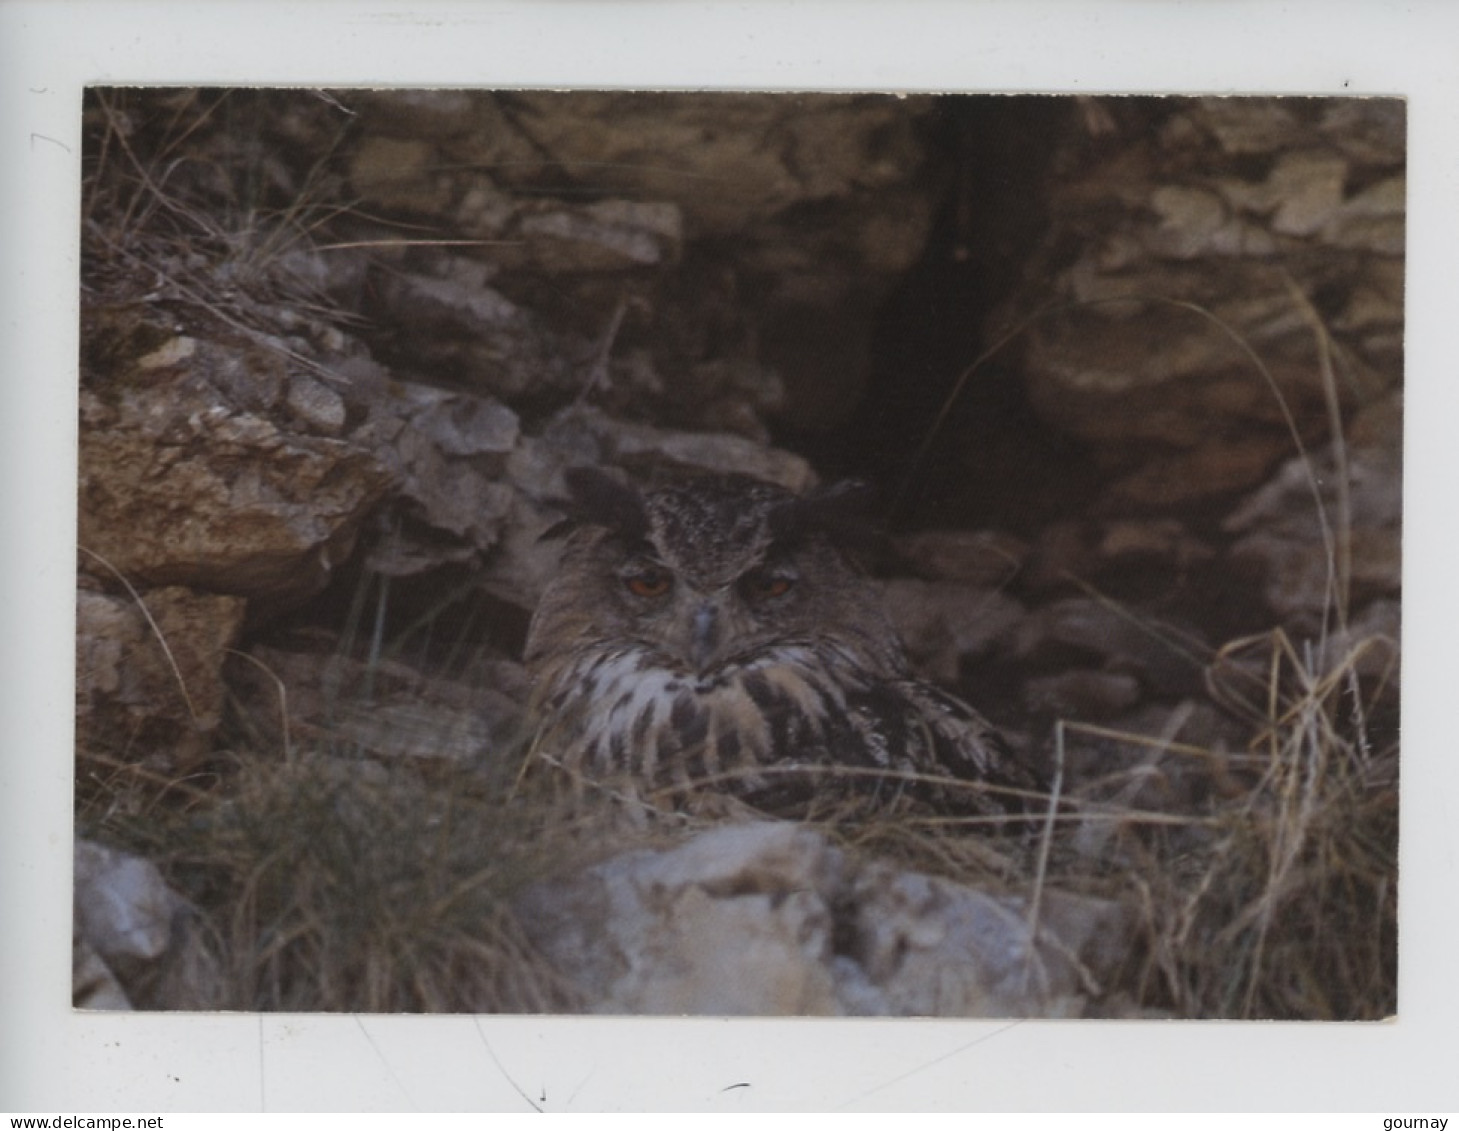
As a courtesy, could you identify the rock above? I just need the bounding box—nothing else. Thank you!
[514,199,683,273]
[74,840,183,965]
[880,579,1026,684]
[135,333,198,371]
[285,372,347,436]
[72,839,220,1011]
[1320,597,1401,684]
[1196,97,1311,156]
[78,376,394,603]
[73,934,132,1010]
[1322,175,1406,254]
[1105,432,1296,509]
[391,404,517,546]
[347,89,485,139]
[75,585,247,762]
[995,96,1404,518]
[1096,519,1215,569]
[609,425,816,492]
[542,406,817,493]
[892,528,1031,587]
[951,516,1215,645]
[345,384,524,576]
[518,822,845,1015]
[1223,396,1401,621]
[348,134,452,214]
[1265,150,1352,237]
[1147,183,1276,259]
[1317,98,1407,165]
[233,643,526,766]
[1223,401,1402,539]
[517,821,1130,1017]
[1012,596,1204,698]
[1024,669,1142,719]
[372,91,937,243]
[1023,520,1101,591]
[410,392,521,461]
[1021,282,1372,450]
[1227,526,1401,623]
[843,859,1129,1017]
[343,90,945,434]
[369,264,579,401]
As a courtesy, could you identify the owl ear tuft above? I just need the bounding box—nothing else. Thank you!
[769,479,882,554]
[542,466,651,543]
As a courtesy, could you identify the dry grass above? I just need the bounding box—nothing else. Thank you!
[78,607,1398,1018]
[81,88,372,395]
[1117,628,1397,1019]
[83,732,590,1013]
[787,623,1398,1020]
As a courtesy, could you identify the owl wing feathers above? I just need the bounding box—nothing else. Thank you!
[877,678,1047,818]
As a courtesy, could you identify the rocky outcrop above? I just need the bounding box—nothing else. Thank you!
[517,821,1128,1017]
[1000,96,1403,513]
[343,90,944,433]
[1225,389,1402,632]
[77,323,395,604]
[74,90,1401,1018]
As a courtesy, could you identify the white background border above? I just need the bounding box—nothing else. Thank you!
[2,0,1455,1113]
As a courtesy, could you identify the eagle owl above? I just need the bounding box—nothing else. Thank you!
[522,468,1042,823]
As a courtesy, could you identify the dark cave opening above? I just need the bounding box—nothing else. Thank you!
[771,95,1104,539]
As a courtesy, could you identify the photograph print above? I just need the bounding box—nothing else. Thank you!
[73,89,1401,1020]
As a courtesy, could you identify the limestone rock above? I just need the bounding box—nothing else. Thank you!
[72,839,220,1011]
[996,96,1404,515]
[285,372,347,436]
[73,934,132,1010]
[1223,392,1401,622]
[842,859,1128,1017]
[512,200,684,273]
[75,585,247,761]
[517,823,844,1016]
[538,405,817,494]
[368,260,582,401]
[372,390,521,566]
[517,821,1129,1017]
[352,91,935,244]
[78,374,394,603]
[344,90,944,434]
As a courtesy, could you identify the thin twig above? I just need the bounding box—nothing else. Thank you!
[225,649,294,766]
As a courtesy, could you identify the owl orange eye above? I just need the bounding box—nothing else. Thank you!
[624,568,673,598]
[741,569,795,600]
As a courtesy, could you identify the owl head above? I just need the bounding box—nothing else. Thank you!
[524,469,904,678]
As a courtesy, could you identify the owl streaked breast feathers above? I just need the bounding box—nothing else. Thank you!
[522,468,1043,823]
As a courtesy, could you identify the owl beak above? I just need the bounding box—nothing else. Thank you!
[689,601,721,673]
